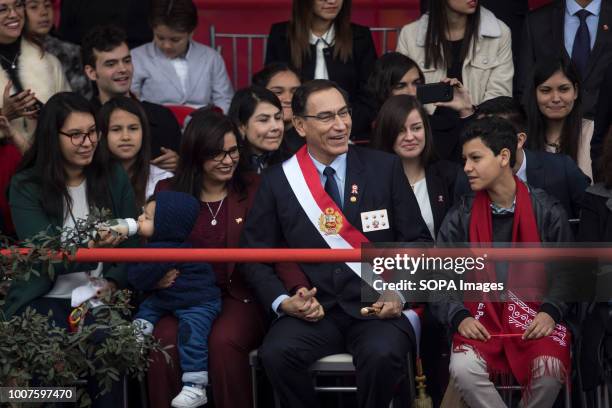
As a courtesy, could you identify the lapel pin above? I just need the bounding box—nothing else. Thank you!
[351,184,358,195]
[604,24,609,31]
[235,218,243,224]
[438,195,444,203]
[350,196,357,203]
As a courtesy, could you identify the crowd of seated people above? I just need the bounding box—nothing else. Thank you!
[2,0,612,407]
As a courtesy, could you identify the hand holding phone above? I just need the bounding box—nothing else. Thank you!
[416,82,454,105]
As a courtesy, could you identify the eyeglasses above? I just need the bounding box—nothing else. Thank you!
[0,0,25,18]
[301,107,352,124]
[59,127,99,146]
[211,146,240,162]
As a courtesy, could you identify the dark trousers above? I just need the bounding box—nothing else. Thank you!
[21,297,124,408]
[259,307,413,408]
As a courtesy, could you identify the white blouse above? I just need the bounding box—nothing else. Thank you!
[412,178,435,240]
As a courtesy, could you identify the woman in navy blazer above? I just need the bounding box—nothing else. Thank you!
[131,0,233,112]
[264,0,377,140]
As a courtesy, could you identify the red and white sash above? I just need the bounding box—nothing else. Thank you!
[282,147,368,276]
[282,147,421,341]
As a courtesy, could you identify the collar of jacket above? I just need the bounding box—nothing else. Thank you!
[415,6,502,47]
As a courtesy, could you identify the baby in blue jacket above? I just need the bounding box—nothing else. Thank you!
[129,191,220,408]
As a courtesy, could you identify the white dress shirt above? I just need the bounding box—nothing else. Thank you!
[309,25,335,80]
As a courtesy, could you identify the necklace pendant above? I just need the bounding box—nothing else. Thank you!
[211,219,217,226]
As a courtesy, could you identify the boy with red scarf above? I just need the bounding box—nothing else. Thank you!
[432,117,573,408]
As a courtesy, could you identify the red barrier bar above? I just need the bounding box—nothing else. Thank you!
[1,247,612,263]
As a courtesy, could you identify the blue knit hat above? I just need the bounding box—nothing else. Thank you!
[151,191,200,243]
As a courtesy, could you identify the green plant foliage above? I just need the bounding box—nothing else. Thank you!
[0,209,170,405]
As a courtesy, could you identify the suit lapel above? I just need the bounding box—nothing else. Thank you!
[425,167,446,237]
[343,148,366,230]
[585,1,612,79]
[525,149,545,189]
[553,2,568,59]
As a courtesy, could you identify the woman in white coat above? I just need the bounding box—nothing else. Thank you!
[397,0,513,109]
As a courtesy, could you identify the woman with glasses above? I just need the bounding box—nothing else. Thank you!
[147,108,309,408]
[229,86,291,174]
[264,0,377,140]
[98,96,172,209]
[0,0,70,141]
[6,92,137,406]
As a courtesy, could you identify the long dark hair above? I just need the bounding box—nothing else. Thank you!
[524,57,582,161]
[372,94,435,167]
[172,108,246,197]
[288,0,353,70]
[366,52,425,111]
[97,97,151,209]
[424,0,480,70]
[18,92,111,219]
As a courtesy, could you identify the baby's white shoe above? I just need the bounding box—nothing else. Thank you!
[171,385,207,408]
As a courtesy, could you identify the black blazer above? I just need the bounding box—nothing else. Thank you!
[241,146,432,341]
[517,0,612,118]
[424,160,462,237]
[265,22,377,140]
[590,65,612,179]
[524,149,590,219]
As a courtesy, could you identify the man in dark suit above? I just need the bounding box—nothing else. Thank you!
[80,25,182,172]
[459,96,590,219]
[517,0,612,119]
[241,80,432,408]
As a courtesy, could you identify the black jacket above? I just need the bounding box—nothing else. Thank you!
[265,22,377,140]
[517,0,612,119]
[577,184,612,390]
[92,96,182,159]
[590,66,612,179]
[431,186,575,332]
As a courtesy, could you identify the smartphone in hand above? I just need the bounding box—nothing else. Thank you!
[416,82,454,105]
